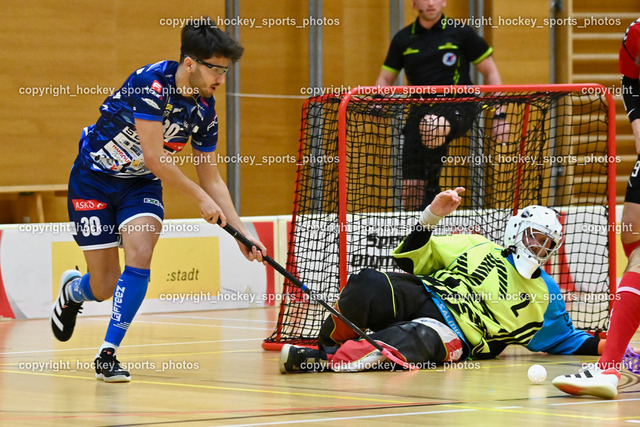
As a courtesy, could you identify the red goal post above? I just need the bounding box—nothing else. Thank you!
[264,83,617,350]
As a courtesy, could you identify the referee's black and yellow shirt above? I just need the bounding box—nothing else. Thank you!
[382,15,493,85]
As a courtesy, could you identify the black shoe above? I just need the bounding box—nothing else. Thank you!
[94,348,131,383]
[279,344,327,374]
[51,270,83,341]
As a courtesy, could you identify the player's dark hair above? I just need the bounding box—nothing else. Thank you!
[180,17,244,63]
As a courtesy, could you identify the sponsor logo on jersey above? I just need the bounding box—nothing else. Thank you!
[163,103,172,118]
[163,141,187,153]
[72,199,108,211]
[144,198,164,209]
[196,104,205,120]
[105,142,133,163]
[207,114,218,131]
[142,97,161,110]
[442,52,457,66]
[151,80,163,93]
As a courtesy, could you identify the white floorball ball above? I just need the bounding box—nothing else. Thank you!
[527,364,547,384]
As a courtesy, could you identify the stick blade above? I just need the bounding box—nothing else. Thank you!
[381,348,415,371]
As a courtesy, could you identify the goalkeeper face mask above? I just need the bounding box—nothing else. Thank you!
[503,206,564,279]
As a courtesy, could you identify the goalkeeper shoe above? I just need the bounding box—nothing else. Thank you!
[279,344,328,374]
[94,348,131,383]
[51,270,83,342]
[552,366,620,399]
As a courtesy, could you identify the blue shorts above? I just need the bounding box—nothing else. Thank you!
[67,163,164,250]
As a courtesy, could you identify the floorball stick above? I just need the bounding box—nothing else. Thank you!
[218,221,411,369]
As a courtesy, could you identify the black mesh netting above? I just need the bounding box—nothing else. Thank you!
[265,88,614,348]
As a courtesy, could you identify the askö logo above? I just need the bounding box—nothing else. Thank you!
[72,199,107,211]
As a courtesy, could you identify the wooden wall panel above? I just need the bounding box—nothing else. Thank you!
[323,0,390,89]
[0,0,555,221]
[490,0,551,83]
[235,1,308,216]
[0,1,228,221]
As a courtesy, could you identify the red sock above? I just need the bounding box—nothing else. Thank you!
[599,271,640,370]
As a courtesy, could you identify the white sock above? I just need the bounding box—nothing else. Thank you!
[97,342,118,358]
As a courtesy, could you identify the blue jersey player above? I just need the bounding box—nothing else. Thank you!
[51,18,266,382]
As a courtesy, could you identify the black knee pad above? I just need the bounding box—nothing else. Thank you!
[369,321,447,363]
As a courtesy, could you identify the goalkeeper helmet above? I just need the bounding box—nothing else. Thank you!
[503,206,563,279]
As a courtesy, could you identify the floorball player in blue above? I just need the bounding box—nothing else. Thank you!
[51,18,266,382]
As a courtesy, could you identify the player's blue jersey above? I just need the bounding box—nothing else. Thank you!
[75,60,218,178]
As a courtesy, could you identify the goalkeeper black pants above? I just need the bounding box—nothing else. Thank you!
[318,268,459,362]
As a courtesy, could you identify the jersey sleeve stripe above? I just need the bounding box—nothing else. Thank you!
[472,47,494,65]
[190,142,217,152]
[381,64,400,74]
[133,112,163,122]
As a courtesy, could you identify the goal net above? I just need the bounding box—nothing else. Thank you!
[263,84,617,350]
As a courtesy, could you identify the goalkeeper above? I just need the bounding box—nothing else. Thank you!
[280,188,604,373]
[374,0,509,210]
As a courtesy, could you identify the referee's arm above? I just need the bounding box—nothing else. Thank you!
[476,55,508,142]
[475,56,502,85]
[375,68,399,86]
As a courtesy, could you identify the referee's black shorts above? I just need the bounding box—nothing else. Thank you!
[402,101,477,182]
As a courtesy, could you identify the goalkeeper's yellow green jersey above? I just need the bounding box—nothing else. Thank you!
[393,233,587,358]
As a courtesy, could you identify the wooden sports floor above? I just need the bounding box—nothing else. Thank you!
[1,308,639,426]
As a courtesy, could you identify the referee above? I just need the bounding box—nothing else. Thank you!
[375,0,508,210]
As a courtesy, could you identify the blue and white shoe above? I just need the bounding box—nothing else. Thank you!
[51,269,83,342]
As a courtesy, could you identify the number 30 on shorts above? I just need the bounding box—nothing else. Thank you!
[79,216,104,237]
